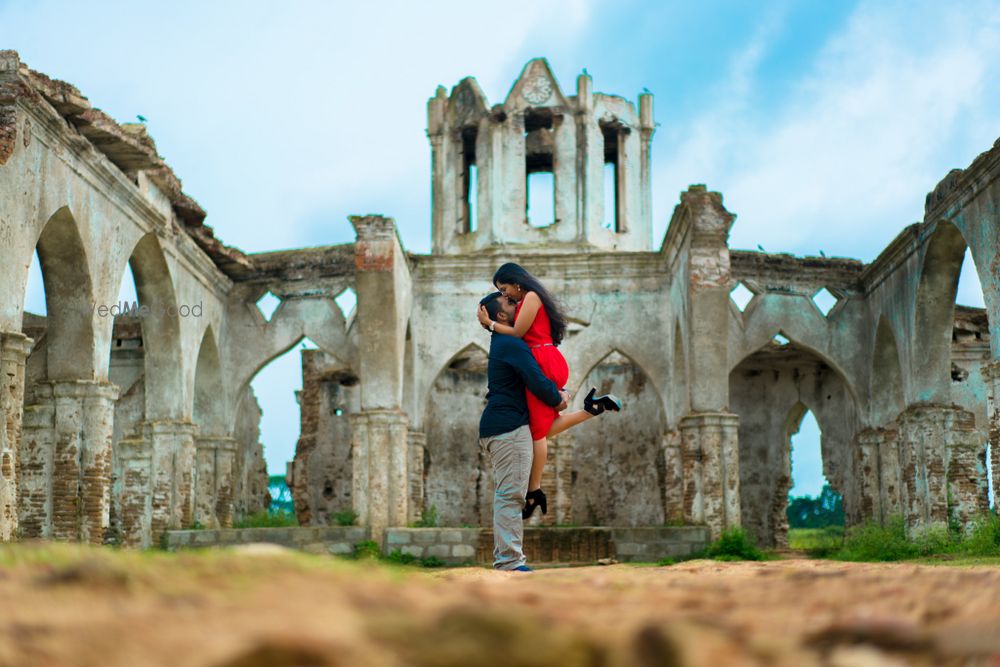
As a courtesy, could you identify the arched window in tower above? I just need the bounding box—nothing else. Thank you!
[524,108,555,228]
[461,126,478,233]
[601,121,623,233]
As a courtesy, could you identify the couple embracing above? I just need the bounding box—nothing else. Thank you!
[476,263,621,571]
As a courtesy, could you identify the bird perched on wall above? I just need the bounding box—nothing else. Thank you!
[643,87,651,94]
[820,250,827,257]
[136,115,147,123]
[757,244,765,252]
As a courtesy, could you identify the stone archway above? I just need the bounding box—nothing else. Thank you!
[568,349,667,527]
[730,340,858,548]
[422,343,490,527]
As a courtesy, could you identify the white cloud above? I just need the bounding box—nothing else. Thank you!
[653,0,1000,261]
[2,0,592,254]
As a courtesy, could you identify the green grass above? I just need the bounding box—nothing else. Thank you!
[232,509,298,529]
[788,526,844,556]
[831,513,1000,562]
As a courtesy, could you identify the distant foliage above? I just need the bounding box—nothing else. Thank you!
[268,475,295,514]
[787,485,844,529]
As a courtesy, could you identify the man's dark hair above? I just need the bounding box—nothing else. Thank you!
[479,291,504,321]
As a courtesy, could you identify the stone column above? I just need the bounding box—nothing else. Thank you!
[19,380,119,543]
[876,427,902,523]
[661,428,684,524]
[897,404,985,534]
[854,429,883,524]
[350,410,409,536]
[350,215,412,541]
[116,434,152,548]
[678,187,740,540]
[680,412,740,539]
[0,332,31,541]
[984,361,1000,508]
[194,435,238,529]
[143,420,198,542]
[406,430,425,525]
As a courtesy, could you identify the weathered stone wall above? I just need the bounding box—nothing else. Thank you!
[232,387,269,521]
[290,349,358,525]
[568,352,667,526]
[422,345,490,527]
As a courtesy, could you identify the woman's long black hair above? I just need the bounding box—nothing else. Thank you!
[492,262,567,345]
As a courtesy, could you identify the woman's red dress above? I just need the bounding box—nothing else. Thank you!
[516,298,569,441]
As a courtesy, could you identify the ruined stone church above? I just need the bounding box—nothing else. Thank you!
[1,52,998,550]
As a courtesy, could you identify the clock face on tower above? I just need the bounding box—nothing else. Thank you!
[521,75,553,105]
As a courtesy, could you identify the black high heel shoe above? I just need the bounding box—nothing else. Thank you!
[584,387,623,416]
[523,488,547,520]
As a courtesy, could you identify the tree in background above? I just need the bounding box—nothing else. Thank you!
[787,484,844,528]
[268,475,295,514]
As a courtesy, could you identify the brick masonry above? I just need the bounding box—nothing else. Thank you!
[165,526,711,566]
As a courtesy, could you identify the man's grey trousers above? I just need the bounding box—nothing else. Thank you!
[479,424,532,570]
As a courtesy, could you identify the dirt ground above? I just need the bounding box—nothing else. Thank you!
[2,543,1000,667]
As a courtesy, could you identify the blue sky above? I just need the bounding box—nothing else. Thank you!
[7,1,999,494]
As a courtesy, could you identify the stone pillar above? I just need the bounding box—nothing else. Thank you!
[350,215,412,541]
[350,410,408,536]
[143,420,198,542]
[854,429,883,524]
[876,427,903,523]
[19,380,119,543]
[0,332,31,541]
[680,412,740,539]
[194,436,238,529]
[984,361,1000,508]
[116,435,152,548]
[406,430,425,524]
[661,428,684,524]
[897,405,985,534]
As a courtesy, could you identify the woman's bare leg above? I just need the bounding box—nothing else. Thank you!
[528,437,548,491]
[546,410,594,438]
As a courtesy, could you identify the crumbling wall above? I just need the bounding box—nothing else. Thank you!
[232,387,269,519]
[290,349,358,525]
[570,352,667,526]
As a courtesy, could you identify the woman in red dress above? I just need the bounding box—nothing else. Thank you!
[478,262,622,519]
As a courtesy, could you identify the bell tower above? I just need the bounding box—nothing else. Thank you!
[427,58,655,255]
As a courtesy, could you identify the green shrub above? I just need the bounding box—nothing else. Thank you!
[702,527,764,561]
[960,513,1000,556]
[412,505,439,528]
[655,557,676,566]
[384,549,416,565]
[332,509,358,527]
[419,555,446,568]
[834,516,919,561]
[353,540,381,560]
[233,509,298,529]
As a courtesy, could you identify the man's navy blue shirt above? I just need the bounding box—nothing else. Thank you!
[479,333,562,439]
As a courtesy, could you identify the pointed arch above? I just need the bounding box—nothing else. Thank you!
[193,326,224,435]
[573,346,666,412]
[34,206,96,379]
[871,315,906,425]
[422,341,490,527]
[913,220,967,402]
[128,232,183,419]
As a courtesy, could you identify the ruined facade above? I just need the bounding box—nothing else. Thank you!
[1,52,998,549]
